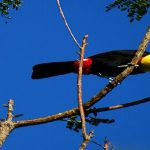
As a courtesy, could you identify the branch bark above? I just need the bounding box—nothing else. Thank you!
[78,35,88,140]
[0,100,14,146]
[79,130,94,150]
[87,97,150,114]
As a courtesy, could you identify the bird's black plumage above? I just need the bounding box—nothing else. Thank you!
[31,50,150,79]
[32,61,74,79]
[90,50,150,77]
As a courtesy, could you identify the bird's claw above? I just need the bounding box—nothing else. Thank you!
[109,77,121,85]
[97,73,121,85]
[108,77,114,83]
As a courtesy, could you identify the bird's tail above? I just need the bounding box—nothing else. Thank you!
[31,61,75,79]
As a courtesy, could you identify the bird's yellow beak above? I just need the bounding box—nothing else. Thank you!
[140,55,150,72]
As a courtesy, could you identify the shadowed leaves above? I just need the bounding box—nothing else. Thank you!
[106,0,150,22]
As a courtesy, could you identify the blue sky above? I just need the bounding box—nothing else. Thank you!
[0,0,150,149]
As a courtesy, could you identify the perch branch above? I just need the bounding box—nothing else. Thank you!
[13,27,150,128]
[56,0,81,48]
[78,35,88,140]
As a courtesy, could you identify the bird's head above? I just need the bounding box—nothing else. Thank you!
[140,55,150,72]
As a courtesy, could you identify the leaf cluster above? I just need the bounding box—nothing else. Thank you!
[65,115,115,133]
[106,0,150,22]
[0,0,21,18]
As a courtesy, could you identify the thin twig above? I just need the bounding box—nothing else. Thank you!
[78,35,88,140]
[56,0,81,48]
[91,140,104,148]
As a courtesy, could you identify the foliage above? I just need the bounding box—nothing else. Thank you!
[0,0,21,18]
[106,0,150,22]
[0,0,149,22]
[65,115,115,133]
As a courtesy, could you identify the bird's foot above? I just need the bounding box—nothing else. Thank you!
[97,73,121,85]
[109,77,121,85]
[108,77,114,83]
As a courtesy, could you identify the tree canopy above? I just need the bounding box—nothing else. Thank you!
[0,0,149,22]
[0,0,21,18]
[106,0,150,22]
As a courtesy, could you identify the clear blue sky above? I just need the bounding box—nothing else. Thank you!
[0,0,150,149]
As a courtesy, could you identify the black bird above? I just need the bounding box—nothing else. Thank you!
[31,50,150,79]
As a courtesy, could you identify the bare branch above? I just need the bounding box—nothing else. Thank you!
[13,96,150,128]
[13,27,150,128]
[87,97,150,114]
[78,35,88,140]
[56,0,81,48]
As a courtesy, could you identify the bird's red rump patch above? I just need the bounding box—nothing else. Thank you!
[73,58,93,74]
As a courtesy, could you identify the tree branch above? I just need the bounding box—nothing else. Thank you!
[87,97,150,114]
[56,0,81,48]
[78,35,94,149]
[78,35,88,140]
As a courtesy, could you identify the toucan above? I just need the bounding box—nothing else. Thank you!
[31,50,150,79]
